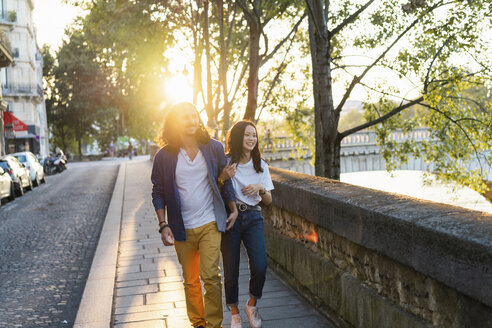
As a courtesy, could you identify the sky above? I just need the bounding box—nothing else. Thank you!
[33,0,82,50]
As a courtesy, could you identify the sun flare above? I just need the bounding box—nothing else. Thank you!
[163,74,193,104]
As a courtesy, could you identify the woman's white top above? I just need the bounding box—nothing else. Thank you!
[231,158,274,206]
[175,149,216,229]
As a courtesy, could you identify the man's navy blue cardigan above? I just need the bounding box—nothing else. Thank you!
[151,139,235,241]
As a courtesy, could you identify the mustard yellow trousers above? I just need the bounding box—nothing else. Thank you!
[174,221,223,328]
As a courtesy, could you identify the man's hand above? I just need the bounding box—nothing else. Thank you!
[241,184,264,197]
[160,227,175,246]
[226,211,238,231]
[219,163,237,181]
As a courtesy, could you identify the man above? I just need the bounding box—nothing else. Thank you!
[151,102,238,328]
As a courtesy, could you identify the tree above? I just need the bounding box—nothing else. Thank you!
[78,0,177,140]
[55,30,110,156]
[42,44,76,153]
[237,0,306,121]
[305,0,492,192]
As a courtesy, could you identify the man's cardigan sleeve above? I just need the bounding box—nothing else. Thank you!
[151,149,166,211]
[216,142,235,203]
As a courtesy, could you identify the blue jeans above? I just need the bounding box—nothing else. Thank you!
[221,209,267,307]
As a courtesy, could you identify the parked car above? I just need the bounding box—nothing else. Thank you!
[0,167,15,202]
[12,152,46,186]
[0,155,33,196]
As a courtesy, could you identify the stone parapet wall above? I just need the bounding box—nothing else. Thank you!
[264,167,492,328]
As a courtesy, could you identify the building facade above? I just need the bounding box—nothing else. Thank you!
[0,0,48,156]
[0,27,13,156]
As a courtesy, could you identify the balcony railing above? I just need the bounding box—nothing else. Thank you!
[2,83,40,97]
[37,84,44,97]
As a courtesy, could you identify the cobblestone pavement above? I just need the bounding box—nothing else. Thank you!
[112,160,334,327]
[0,160,120,328]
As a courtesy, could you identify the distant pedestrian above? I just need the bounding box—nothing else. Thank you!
[128,141,133,160]
[265,128,272,149]
[140,139,146,155]
[109,141,115,158]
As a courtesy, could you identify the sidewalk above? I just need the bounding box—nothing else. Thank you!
[76,159,333,328]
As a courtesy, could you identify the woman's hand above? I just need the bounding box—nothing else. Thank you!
[226,210,238,230]
[219,162,237,181]
[160,227,175,246]
[241,184,264,197]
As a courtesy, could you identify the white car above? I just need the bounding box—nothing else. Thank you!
[12,152,46,186]
[0,166,15,202]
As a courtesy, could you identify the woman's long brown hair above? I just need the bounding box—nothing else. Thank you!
[158,102,210,153]
[226,120,263,173]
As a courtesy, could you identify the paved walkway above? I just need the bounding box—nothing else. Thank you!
[79,159,333,328]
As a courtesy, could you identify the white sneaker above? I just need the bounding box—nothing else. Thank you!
[231,313,242,328]
[245,303,262,328]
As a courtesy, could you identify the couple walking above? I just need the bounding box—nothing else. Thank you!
[151,101,274,328]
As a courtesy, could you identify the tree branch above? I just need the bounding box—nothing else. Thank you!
[330,0,375,37]
[226,2,238,50]
[236,0,255,24]
[339,97,424,137]
[305,0,326,41]
[424,36,452,93]
[335,3,443,114]
[418,102,485,175]
[229,61,249,104]
[260,13,306,66]
[256,33,296,122]
[228,42,248,95]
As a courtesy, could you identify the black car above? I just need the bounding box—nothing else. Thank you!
[0,156,33,196]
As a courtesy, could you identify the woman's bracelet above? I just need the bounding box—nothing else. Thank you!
[158,224,170,233]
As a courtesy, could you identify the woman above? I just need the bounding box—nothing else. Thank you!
[219,120,274,328]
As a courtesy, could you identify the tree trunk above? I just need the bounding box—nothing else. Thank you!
[308,14,324,176]
[306,0,340,179]
[216,0,232,139]
[192,3,202,105]
[203,0,217,130]
[243,20,260,121]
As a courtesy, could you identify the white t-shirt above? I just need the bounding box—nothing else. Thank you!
[175,149,216,229]
[231,158,274,206]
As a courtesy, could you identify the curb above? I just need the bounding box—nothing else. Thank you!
[74,163,126,328]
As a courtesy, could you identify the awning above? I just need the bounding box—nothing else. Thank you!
[3,111,28,137]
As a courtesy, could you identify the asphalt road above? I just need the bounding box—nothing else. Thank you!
[0,160,120,328]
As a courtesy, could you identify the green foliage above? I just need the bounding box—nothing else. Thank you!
[42,44,75,153]
[45,0,180,154]
[77,0,178,140]
[267,61,315,161]
[54,29,111,155]
[305,0,492,190]
[339,110,365,132]
[371,79,492,193]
